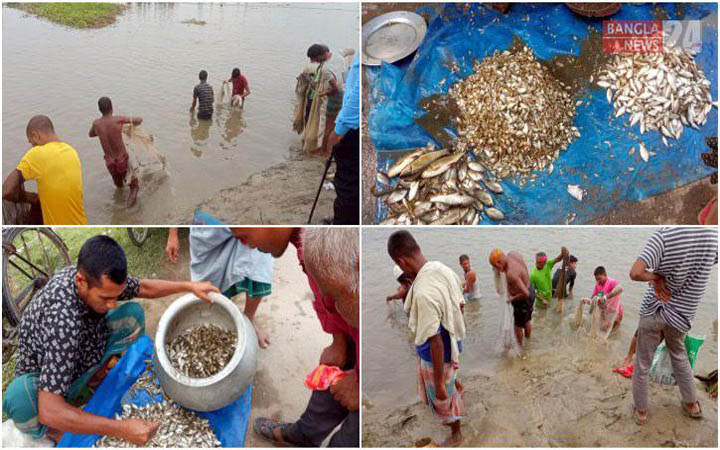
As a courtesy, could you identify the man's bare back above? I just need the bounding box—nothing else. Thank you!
[506,251,530,300]
[90,115,137,160]
[89,112,142,207]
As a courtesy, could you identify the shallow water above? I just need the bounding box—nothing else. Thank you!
[362,227,718,408]
[2,3,358,224]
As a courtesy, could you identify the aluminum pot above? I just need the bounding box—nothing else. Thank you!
[153,291,258,411]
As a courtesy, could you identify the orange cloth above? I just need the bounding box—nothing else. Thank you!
[304,364,349,390]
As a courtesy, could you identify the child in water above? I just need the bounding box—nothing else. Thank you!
[224,68,250,107]
[581,266,624,334]
[459,254,481,302]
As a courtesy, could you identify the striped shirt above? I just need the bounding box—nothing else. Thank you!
[193,81,214,118]
[638,227,718,333]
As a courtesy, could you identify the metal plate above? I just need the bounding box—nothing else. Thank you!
[362,11,427,66]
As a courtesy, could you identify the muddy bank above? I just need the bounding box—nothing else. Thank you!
[363,340,718,447]
[190,151,335,225]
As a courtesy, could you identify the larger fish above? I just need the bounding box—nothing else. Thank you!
[400,149,449,177]
[421,152,465,178]
[429,193,476,206]
[485,207,505,221]
[387,148,426,178]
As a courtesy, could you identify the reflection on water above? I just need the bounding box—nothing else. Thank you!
[2,3,359,224]
[362,228,719,408]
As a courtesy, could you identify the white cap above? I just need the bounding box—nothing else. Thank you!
[393,265,403,280]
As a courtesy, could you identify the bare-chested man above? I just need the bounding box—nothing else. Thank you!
[489,248,534,346]
[89,97,142,207]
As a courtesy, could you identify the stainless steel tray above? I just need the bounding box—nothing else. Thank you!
[362,11,427,66]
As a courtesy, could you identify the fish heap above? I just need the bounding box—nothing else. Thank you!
[449,45,579,177]
[94,401,221,448]
[167,324,237,378]
[126,362,169,401]
[375,144,506,225]
[597,44,716,146]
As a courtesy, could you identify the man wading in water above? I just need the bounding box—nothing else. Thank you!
[489,248,534,347]
[89,97,143,207]
[387,231,466,447]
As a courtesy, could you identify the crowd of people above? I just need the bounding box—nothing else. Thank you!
[384,228,717,446]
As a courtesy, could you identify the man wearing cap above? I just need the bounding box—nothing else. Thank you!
[489,248,534,346]
[530,248,568,308]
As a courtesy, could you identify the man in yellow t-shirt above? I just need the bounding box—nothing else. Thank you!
[2,115,88,225]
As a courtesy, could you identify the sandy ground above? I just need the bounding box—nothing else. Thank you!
[363,340,718,448]
[361,2,718,225]
[134,241,331,447]
[190,150,335,225]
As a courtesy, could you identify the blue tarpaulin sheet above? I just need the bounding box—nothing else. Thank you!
[368,3,717,224]
[57,335,253,448]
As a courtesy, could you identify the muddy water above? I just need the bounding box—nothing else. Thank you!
[362,227,718,409]
[2,3,358,224]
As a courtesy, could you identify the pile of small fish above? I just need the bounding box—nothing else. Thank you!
[167,324,237,378]
[597,44,716,146]
[375,144,506,225]
[94,401,221,448]
[126,362,169,401]
[449,44,579,177]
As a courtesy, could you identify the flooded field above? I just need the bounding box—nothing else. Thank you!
[2,3,358,224]
[362,227,718,447]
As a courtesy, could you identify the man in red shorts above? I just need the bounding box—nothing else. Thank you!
[89,97,143,207]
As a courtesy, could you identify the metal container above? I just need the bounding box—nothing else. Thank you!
[153,292,258,411]
[362,11,427,66]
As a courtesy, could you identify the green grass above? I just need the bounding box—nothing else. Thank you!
[8,3,129,29]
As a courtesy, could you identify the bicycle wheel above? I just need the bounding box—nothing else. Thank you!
[127,228,150,247]
[2,228,70,327]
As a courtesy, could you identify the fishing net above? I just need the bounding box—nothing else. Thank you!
[495,271,521,356]
[122,124,167,177]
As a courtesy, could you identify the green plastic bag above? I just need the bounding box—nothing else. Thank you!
[649,334,705,386]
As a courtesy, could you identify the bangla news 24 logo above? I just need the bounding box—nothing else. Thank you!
[602,20,702,54]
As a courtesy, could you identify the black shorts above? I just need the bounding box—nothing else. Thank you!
[511,285,535,328]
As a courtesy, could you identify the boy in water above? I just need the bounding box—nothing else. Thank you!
[225,68,250,107]
[459,255,480,302]
[587,266,624,332]
[89,97,143,207]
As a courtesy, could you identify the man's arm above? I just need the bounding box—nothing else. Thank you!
[88,122,97,138]
[137,279,219,302]
[38,392,158,445]
[606,284,623,300]
[552,247,568,267]
[165,228,180,263]
[190,90,198,111]
[386,285,407,302]
[630,259,670,302]
[567,269,576,292]
[464,272,476,294]
[429,334,448,400]
[507,271,530,302]
[2,169,24,202]
[121,116,143,126]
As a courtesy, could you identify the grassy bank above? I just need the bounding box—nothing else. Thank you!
[8,3,129,28]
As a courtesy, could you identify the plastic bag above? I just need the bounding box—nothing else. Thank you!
[649,334,705,386]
